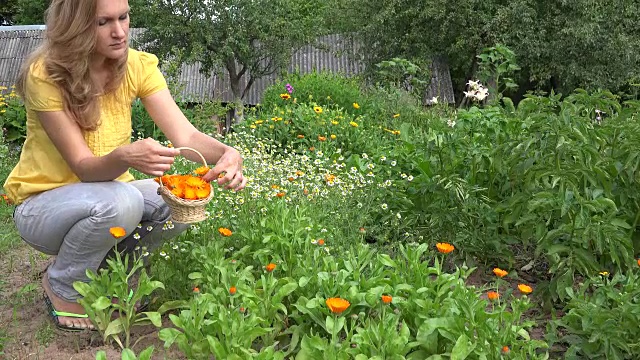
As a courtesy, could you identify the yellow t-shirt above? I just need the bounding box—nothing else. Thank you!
[3,49,168,205]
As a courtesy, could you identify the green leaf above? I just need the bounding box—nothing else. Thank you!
[121,349,136,360]
[138,346,154,360]
[207,335,228,358]
[156,300,188,314]
[140,312,162,327]
[378,254,397,268]
[92,296,113,311]
[188,272,203,280]
[158,328,182,348]
[326,316,335,333]
[104,318,124,339]
[96,351,108,360]
[273,282,298,303]
[451,334,475,360]
[298,276,310,287]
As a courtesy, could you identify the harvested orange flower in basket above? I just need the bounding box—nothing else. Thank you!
[154,174,212,200]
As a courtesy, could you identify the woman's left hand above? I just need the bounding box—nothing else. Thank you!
[202,147,247,191]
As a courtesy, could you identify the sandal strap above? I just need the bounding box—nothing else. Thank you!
[52,310,89,318]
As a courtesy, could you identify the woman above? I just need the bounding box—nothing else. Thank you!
[3,0,246,331]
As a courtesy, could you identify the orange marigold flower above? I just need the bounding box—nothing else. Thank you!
[1,194,9,202]
[295,171,304,176]
[317,239,325,246]
[167,143,174,148]
[297,134,305,139]
[229,286,237,295]
[309,146,315,151]
[195,187,211,199]
[303,188,309,195]
[109,227,126,239]
[276,192,286,198]
[271,184,280,189]
[184,187,198,200]
[266,263,277,272]
[436,242,455,254]
[493,268,508,278]
[487,291,500,301]
[218,227,233,237]
[381,295,392,304]
[193,287,200,293]
[326,297,350,314]
[318,135,327,141]
[518,284,533,294]
[194,166,210,176]
[288,177,295,182]
[502,346,510,354]
[637,259,640,267]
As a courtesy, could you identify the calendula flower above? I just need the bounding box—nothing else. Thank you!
[218,227,233,236]
[109,227,126,239]
[193,287,200,293]
[280,93,291,100]
[393,113,400,118]
[266,263,277,272]
[318,135,327,141]
[194,166,210,176]
[349,121,359,127]
[436,242,455,254]
[502,346,510,354]
[487,291,500,301]
[353,102,360,109]
[330,134,336,140]
[518,284,533,294]
[381,295,392,304]
[229,286,237,295]
[326,297,350,314]
[314,106,323,114]
[276,192,286,198]
[493,268,508,278]
[599,271,609,276]
[297,134,305,139]
[637,259,640,267]
[317,239,325,246]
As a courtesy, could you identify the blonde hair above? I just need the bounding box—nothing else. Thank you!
[16,0,128,131]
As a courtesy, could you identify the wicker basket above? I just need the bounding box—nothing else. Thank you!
[157,147,214,223]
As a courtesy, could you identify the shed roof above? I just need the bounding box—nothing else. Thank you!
[0,26,454,104]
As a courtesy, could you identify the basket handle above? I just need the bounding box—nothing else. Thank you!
[158,146,209,188]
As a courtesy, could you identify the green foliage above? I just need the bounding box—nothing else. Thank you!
[329,0,640,97]
[262,72,365,115]
[73,251,185,351]
[476,44,521,101]
[373,57,430,101]
[0,87,27,143]
[550,272,640,359]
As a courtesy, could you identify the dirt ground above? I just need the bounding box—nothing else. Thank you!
[0,244,185,360]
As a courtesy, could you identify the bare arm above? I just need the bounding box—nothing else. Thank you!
[37,110,179,182]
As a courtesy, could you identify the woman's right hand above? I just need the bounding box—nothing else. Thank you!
[121,138,180,176]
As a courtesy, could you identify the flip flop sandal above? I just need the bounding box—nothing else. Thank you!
[43,293,96,332]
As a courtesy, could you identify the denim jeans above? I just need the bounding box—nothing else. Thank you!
[12,179,188,301]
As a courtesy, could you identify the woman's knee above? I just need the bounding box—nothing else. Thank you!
[91,182,144,228]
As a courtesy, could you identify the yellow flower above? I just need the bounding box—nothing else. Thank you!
[325,297,350,314]
[249,125,257,129]
[314,106,323,114]
[599,271,609,276]
[109,227,127,239]
[493,268,508,278]
[436,242,455,254]
[254,120,264,125]
[218,227,233,237]
[393,113,400,118]
[280,93,291,100]
[353,102,360,109]
[349,121,358,127]
[330,134,336,140]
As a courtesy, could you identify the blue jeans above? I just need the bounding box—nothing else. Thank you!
[12,179,188,301]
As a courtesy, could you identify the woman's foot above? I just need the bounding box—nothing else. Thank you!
[42,275,95,330]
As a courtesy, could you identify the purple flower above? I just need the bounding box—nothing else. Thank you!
[285,83,294,94]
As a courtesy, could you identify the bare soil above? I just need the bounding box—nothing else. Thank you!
[0,244,185,360]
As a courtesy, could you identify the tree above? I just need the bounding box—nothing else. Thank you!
[136,0,328,131]
[329,0,640,101]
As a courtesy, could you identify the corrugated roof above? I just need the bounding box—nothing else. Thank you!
[0,27,454,104]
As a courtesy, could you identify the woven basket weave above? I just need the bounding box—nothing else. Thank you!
[157,147,214,223]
